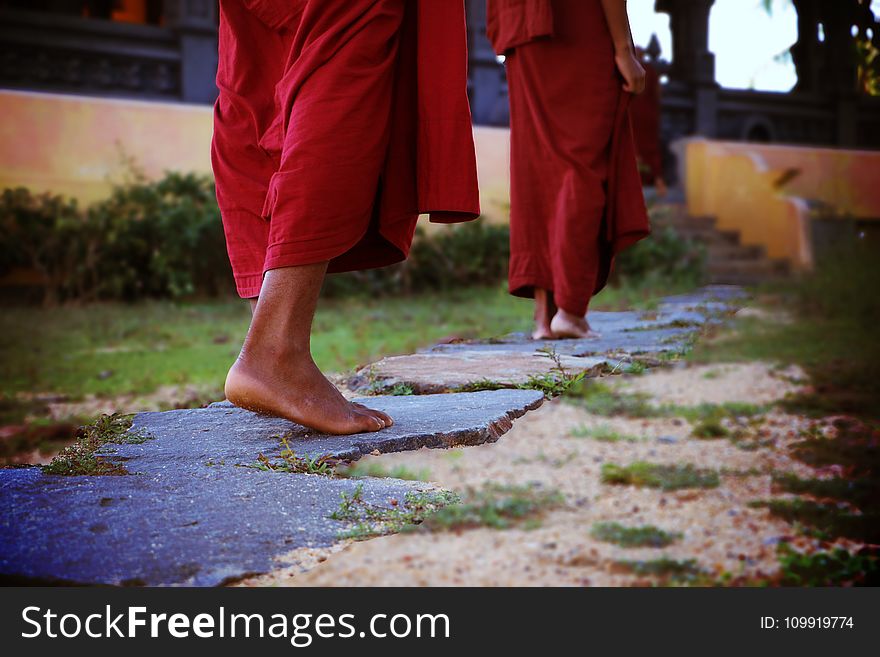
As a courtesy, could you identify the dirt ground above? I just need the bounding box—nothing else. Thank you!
[238,361,863,587]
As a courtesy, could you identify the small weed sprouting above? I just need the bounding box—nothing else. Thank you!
[248,434,337,476]
[329,485,460,540]
[590,522,682,548]
[621,360,648,376]
[519,347,587,398]
[601,461,720,491]
[42,413,150,476]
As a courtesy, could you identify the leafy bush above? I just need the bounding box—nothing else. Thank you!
[613,204,706,286]
[1,180,703,303]
[322,221,511,298]
[1,174,232,303]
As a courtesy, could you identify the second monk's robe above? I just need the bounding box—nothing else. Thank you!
[213,0,480,298]
[488,0,650,316]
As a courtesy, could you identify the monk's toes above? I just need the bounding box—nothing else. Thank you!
[353,403,393,428]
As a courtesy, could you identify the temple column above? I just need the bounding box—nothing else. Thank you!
[165,0,217,103]
[655,0,717,136]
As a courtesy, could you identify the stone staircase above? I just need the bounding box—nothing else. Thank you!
[662,206,790,286]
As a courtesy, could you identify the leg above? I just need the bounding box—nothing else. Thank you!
[225,263,392,434]
[532,288,556,340]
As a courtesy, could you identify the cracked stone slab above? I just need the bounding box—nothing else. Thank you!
[352,286,746,393]
[116,389,544,471]
[0,390,543,585]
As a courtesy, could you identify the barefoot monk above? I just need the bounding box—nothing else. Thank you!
[487,0,651,340]
[212,0,479,434]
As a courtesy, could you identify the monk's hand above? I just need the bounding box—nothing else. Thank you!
[614,46,646,95]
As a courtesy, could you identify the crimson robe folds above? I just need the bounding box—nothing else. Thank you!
[213,0,480,298]
[488,0,650,316]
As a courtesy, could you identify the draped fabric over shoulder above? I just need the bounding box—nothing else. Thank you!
[487,0,650,316]
[212,0,480,298]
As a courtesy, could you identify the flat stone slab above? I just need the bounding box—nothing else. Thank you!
[354,286,745,393]
[0,467,422,586]
[0,390,543,586]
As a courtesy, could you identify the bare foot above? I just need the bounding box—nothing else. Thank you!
[550,310,601,340]
[225,352,393,435]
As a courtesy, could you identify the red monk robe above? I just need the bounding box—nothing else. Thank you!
[212,0,480,299]
[487,0,650,317]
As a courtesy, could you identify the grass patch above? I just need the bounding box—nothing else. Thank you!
[335,460,430,481]
[365,381,414,396]
[329,483,563,539]
[0,280,698,406]
[570,424,641,442]
[453,379,508,393]
[329,486,459,540]
[421,484,564,531]
[247,434,337,476]
[692,417,730,439]
[566,381,660,417]
[601,462,720,491]
[613,557,706,584]
[776,543,880,587]
[771,472,878,508]
[42,413,148,475]
[591,522,682,548]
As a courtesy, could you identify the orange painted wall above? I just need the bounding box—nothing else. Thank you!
[0,90,214,205]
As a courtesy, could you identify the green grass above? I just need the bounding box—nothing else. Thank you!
[591,522,682,548]
[688,242,880,420]
[335,460,431,481]
[612,557,706,584]
[570,424,641,442]
[776,543,880,587]
[42,413,149,475]
[329,483,563,539]
[601,462,720,491]
[0,281,696,414]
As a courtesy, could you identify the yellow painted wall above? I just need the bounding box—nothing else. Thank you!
[680,138,880,270]
[0,90,214,205]
[0,89,513,225]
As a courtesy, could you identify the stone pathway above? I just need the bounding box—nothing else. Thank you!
[0,286,744,586]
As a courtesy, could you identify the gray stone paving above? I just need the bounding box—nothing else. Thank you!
[0,286,744,586]
[0,390,543,585]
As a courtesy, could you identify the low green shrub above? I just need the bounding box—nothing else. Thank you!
[1,181,704,303]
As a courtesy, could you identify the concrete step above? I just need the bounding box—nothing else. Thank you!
[707,259,790,285]
[707,243,766,262]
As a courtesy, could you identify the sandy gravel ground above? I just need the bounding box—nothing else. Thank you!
[239,362,862,587]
